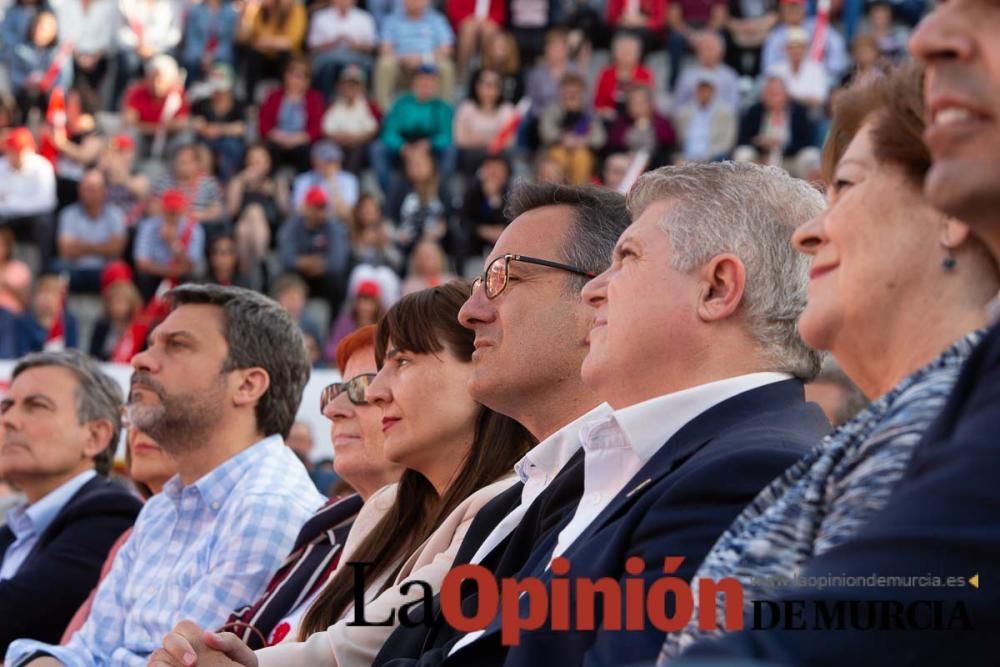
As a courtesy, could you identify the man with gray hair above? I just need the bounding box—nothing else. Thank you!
[5,285,325,667]
[0,350,142,653]
[441,161,831,667]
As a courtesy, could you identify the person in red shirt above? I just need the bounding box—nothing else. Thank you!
[122,55,190,158]
[593,32,655,121]
[258,56,325,173]
[447,0,506,80]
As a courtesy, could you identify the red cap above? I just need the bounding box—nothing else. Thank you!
[161,188,188,213]
[5,127,35,153]
[305,186,329,208]
[113,134,136,151]
[779,0,806,5]
[356,280,381,299]
[100,260,134,293]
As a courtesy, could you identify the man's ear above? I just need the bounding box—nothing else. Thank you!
[696,253,746,323]
[82,419,115,461]
[232,367,270,408]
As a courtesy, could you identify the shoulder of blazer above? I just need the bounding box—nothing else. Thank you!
[35,477,142,548]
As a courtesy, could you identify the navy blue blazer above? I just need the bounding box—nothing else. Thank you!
[678,322,1000,666]
[444,379,829,667]
[0,475,142,652]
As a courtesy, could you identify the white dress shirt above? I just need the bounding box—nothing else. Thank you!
[469,404,614,565]
[0,470,97,580]
[548,372,792,565]
[0,154,57,218]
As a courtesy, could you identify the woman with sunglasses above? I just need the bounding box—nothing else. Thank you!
[153,281,534,667]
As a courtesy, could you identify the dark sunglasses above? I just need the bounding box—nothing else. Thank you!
[472,253,596,299]
[320,373,376,411]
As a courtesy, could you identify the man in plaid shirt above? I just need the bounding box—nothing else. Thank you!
[5,285,325,667]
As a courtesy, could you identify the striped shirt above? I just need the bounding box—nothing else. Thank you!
[380,8,453,56]
[6,435,325,667]
[659,331,983,661]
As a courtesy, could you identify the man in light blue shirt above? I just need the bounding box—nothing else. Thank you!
[373,0,455,109]
[55,170,127,293]
[6,285,325,667]
[0,350,142,653]
[291,141,360,224]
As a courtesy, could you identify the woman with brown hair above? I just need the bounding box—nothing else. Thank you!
[153,281,534,666]
[661,62,1000,659]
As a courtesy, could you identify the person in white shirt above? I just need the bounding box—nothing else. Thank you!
[308,0,377,96]
[442,162,832,667]
[0,127,57,270]
[765,26,830,111]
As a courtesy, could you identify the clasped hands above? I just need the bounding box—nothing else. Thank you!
[148,621,258,667]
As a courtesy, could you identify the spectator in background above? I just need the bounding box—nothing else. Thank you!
[373,63,454,196]
[181,0,238,83]
[350,194,402,273]
[122,55,190,158]
[291,140,359,223]
[507,0,554,65]
[606,0,668,57]
[460,152,510,269]
[153,143,226,232]
[271,272,325,347]
[722,0,777,77]
[321,64,381,175]
[49,109,106,212]
[672,31,741,110]
[805,357,868,427]
[17,272,79,352]
[259,56,324,174]
[239,0,307,103]
[88,261,146,362]
[0,350,141,653]
[277,185,351,311]
[540,72,606,185]
[55,169,126,293]
[228,143,291,289]
[479,30,523,103]
[0,127,57,271]
[97,134,151,228]
[594,32,655,121]
[205,233,253,288]
[401,238,454,295]
[736,75,815,170]
[601,151,631,190]
[674,73,738,162]
[448,0,505,81]
[48,0,114,113]
[533,152,569,184]
[767,26,830,113]
[307,0,377,98]
[0,228,32,315]
[191,63,247,183]
[840,32,883,87]
[286,420,340,494]
[607,83,677,167]
[865,0,909,63]
[374,0,455,110]
[1,0,46,89]
[453,68,516,172]
[325,278,383,356]
[113,0,183,109]
[666,0,728,89]
[762,0,848,81]
[396,148,449,258]
[9,10,73,121]
[133,189,205,300]
[524,28,583,148]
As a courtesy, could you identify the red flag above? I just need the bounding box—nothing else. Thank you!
[44,282,68,350]
[809,0,831,63]
[46,86,67,130]
[38,42,74,93]
[488,98,531,155]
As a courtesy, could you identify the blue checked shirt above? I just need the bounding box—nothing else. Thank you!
[5,435,324,667]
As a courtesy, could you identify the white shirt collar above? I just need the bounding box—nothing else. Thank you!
[605,372,792,462]
[513,404,614,485]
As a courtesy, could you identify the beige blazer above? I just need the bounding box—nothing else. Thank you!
[256,475,518,667]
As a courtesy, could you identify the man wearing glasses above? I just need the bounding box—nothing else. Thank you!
[370,182,633,666]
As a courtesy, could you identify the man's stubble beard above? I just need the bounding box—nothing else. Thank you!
[129,380,228,456]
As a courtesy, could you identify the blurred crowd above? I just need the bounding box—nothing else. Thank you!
[0,0,925,366]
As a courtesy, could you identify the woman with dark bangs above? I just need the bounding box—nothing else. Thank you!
[154,280,534,667]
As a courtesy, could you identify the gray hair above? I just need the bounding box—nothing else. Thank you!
[627,161,825,380]
[13,350,124,476]
[166,283,310,439]
[506,181,632,293]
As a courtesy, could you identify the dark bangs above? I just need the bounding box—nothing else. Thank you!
[375,280,475,368]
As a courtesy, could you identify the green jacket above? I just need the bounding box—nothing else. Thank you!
[380,94,454,153]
